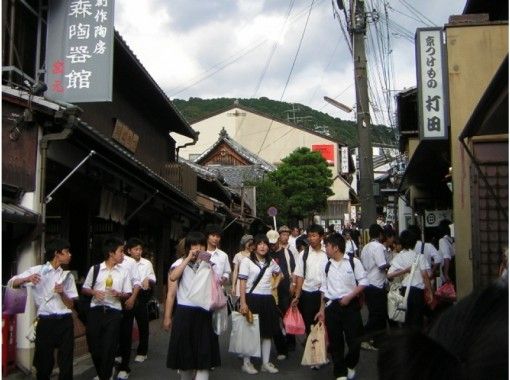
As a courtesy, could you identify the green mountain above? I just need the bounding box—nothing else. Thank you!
[172,97,397,148]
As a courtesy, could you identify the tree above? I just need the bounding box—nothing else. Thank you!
[269,147,334,221]
[248,177,289,226]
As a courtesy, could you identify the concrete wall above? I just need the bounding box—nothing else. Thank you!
[446,22,508,298]
[175,108,351,202]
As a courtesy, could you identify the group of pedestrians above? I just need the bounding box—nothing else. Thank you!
[9,236,156,380]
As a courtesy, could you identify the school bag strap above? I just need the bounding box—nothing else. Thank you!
[248,259,270,294]
[302,247,310,278]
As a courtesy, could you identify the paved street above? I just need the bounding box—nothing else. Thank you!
[8,310,378,380]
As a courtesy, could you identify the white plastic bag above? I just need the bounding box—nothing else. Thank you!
[187,261,213,311]
[301,322,328,366]
[228,311,261,357]
[25,318,38,343]
[212,305,228,335]
[387,284,406,323]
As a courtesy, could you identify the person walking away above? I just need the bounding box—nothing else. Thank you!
[359,224,389,351]
[166,231,221,380]
[205,224,231,286]
[387,230,433,329]
[343,230,358,258]
[288,226,301,254]
[408,225,442,285]
[9,239,77,380]
[437,220,455,284]
[238,234,282,374]
[82,237,132,380]
[316,233,368,380]
[232,235,254,297]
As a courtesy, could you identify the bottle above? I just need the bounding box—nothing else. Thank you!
[105,273,113,300]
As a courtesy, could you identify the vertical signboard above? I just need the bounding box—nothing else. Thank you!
[45,0,115,103]
[340,146,349,174]
[416,28,449,140]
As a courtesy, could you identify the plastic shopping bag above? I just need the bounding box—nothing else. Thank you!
[228,311,261,357]
[283,306,305,335]
[301,322,328,366]
[187,262,213,311]
[212,305,229,335]
[3,285,27,315]
[211,274,227,310]
[387,284,406,323]
[435,282,456,302]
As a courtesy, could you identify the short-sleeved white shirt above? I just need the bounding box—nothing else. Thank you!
[294,247,329,292]
[320,256,369,300]
[11,263,78,316]
[438,236,455,260]
[171,259,214,307]
[83,262,132,310]
[414,241,443,267]
[345,239,358,256]
[208,248,232,280]
[118,254,141,288]
[238,256,280,295]
[135,257,156,286]
[388,249,430,289]
[360,240,388,288]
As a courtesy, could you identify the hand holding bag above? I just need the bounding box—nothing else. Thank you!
[283,306,305,335]
[301,321,328,366]
[212,305,229,335]
[210,274,227,310]
[228,311,261,357]
[147,298,160,321]
[387,254,420,323]
[3,282,27,315]
[435,282,456,302]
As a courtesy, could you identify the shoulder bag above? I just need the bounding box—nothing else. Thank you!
[387,253,420,323]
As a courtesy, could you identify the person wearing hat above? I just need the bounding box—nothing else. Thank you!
[232,234,255,297]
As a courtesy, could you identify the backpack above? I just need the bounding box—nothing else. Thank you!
[76,264,100,324]
[324,255,364,308]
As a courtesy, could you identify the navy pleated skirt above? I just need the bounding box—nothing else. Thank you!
[246,293,282,338]
[166,304,221,370]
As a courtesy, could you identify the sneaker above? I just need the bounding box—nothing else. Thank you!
[134,355,147,363]
[114,356,122,364]
[277,354,287,361]
[336,377,347,380]
[261,362,279,374]
[117,370,130,380]
[93,377,99,380]
[347,367,356,379]
[241,362,258,375]
[360,341,378,351]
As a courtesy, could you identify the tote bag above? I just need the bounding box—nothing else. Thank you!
[187,262,214,311]
[228,311,261,357]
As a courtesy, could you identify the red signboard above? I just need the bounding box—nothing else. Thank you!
[312,144,334,166]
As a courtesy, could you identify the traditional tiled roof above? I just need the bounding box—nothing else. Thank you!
[194,128,276,173]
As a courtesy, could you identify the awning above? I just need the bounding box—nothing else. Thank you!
[459,55,508,140]
[2,203,39,224]
[398,139,451,192]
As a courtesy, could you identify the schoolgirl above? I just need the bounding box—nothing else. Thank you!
[165,231,220,380]
[238,234,282,375]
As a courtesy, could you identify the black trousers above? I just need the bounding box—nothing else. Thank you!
[325,301,364,378]
[118,296,151,370]
[403,286,426,330]
[297,290,322,335]
[86,307,123,380]
[33,315,74,380]
[363,285,387,345]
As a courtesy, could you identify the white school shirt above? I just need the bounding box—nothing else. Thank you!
[11,263,78,316]
[438,236,455,260]
[134,257,156,288]
[414,241,443,267]
[171,259,214,307]
[345,239,358,256]
[294,247,329,292]
[320,256,369,300]
[388,249,430,289]
[238,257,280,295]
[360,240,388,288]
[208,248,232,281]
[118,254,141,288]
[83,262,132,310]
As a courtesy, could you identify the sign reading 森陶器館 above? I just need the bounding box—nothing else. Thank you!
[45,0,115,103]
[416,28,449,140]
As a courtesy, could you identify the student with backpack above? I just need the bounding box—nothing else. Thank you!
[316,232,368,380]
[291,224,328,337]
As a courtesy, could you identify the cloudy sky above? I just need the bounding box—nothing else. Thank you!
[114,0,465,126]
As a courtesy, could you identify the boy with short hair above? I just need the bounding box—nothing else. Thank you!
[82,237,132,380]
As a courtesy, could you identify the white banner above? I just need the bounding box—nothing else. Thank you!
[341,146,349,174]
[416,28,449,140]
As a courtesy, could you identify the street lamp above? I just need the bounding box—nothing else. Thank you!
[323,96,353,113]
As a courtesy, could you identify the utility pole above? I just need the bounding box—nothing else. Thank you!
[349,0,376,230]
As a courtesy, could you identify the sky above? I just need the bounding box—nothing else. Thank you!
[114,0,466,127]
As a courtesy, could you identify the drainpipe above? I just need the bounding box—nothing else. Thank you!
[38,122,74,263]
[175,132,199,162]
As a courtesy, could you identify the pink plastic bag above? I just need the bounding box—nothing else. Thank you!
[435,282,456,302]
[210,274,227,310]
[283,306,305,335]
[3,285,27,315]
